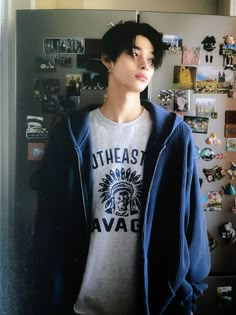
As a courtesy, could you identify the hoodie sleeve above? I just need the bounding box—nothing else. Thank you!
[29,114,72,312]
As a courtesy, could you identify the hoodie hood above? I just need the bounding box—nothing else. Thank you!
[67,104,98,148]
[141,100,183,148]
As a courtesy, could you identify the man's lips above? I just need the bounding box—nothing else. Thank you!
[135,74,148,82]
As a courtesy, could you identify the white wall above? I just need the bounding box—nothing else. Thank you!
[34,0,218,15]
[83,0,217,14]
[0,1,32,313]
[0,0,32,222]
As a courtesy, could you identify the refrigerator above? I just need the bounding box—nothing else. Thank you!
[15,9,137,314]
[16,8,138,249]
[16,9,236,315]
[140,11,236,315]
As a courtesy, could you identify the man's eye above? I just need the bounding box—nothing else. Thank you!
[132,51,138,57]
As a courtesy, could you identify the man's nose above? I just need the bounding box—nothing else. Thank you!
[139,58,149,70]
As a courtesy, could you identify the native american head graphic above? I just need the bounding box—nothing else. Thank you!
[98,167,143,217]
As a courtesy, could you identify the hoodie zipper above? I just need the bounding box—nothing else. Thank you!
[67,115,89,226]
[142,143,167,243]
[142,143,166,315]
[74,145,88,226]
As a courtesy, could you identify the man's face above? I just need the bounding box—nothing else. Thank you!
[108,35,155,94]
[113,190,131,216]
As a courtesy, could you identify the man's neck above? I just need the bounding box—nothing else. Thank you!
[100,92,143,123]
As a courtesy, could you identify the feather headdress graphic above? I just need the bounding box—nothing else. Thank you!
[98,167,143,216]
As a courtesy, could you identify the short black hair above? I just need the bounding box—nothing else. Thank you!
[101,20,164,69]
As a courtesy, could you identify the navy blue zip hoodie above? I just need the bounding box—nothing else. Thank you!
[31,101,210,315]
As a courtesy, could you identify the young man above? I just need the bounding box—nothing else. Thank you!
[32,21,210,315]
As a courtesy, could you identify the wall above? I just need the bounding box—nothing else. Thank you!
[0,0,32,253]
[0,2,32,314]
[34,0,218,15]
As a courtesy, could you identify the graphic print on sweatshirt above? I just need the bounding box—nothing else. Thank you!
[99,167,142,216]
[91,166,143,233]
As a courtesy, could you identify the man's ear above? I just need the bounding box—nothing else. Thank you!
[101,53,111,70]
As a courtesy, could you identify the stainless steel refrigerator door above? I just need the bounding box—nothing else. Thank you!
[140,12,236,315]
[15,9,137,314]
[16,7,137,252]
[139,11,236,274]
